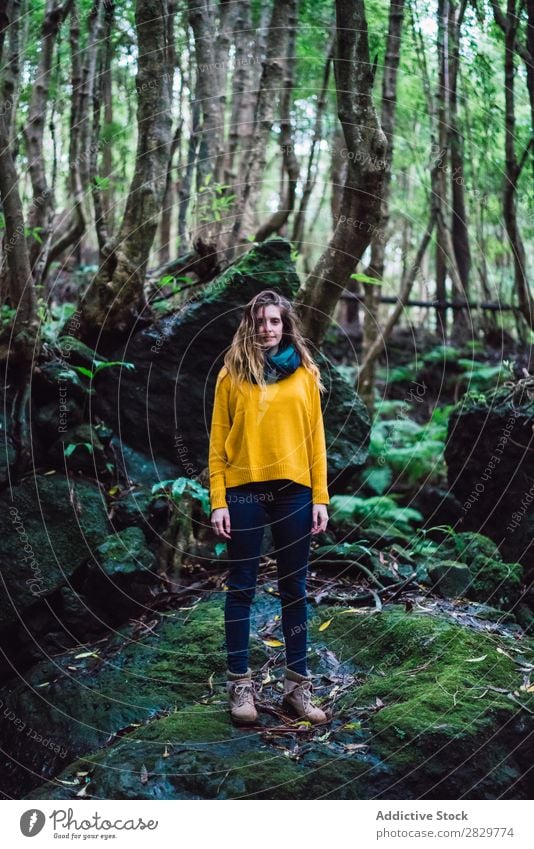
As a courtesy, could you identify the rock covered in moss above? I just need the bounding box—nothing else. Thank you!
[23,601,533,800]
[78,527,159,620]
[438,531,523,609]
[0,475,109,636]
[428,560,472,598]
[445,392,534,569]
[47,423,109,474]
[1,599,229,799]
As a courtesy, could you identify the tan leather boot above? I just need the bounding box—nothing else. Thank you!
[226,668,258,724]
[282,668,328,724]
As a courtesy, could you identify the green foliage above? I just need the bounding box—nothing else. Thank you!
[92,175,111,190]
[367,403,452,488]
[350,272,382,287]
[454,359,509,394]
[64,442,93,457]
[152,477,211,517]
[72,360,135,380]
[156,274,195,294]
[330,493,423,536]
[197,176,236,223]
[1,304,17,328]
[360,465,393,495]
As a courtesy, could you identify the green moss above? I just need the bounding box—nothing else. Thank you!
[130,703,230,744]
[137,600,228,701]
[438,531,523,607]
[469,559,522,606]
[318,605,532,769]
[223,749,370,800]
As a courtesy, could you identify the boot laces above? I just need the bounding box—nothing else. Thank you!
[298,680,313,710]
[233,680,257,707]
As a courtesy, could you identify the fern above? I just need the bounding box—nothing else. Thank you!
[152,476,211,516]
[330,494,423,535]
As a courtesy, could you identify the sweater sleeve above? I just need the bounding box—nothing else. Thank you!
[208,370,231,511]
[310,377,330,505]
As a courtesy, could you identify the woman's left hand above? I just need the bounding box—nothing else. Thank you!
[311,504,328,535]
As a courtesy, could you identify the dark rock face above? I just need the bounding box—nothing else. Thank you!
[94,238,370,491]
[0,476,164,683]
[436,532,523,610]
[79,527,159,620]
[445,394,534,570]
[0,476,110,634]
[428,560,472,598]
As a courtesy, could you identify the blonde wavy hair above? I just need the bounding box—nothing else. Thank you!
[222,289,326,393]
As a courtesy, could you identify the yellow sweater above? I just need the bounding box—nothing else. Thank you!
[208,364,330,511]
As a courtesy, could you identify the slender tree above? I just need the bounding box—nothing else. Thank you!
[74,0,174,349]
[295,0,387,348]
[357,0,406,409]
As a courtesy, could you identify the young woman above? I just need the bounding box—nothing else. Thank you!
[209,289,330,725]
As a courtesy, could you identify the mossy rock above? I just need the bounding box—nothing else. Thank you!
[445,395,534,568]
[0,599,235,798]
[0,475,110,633]
[438,532,522,609]
[55,335,107,369]
[428,559,472,598]
[321,606,533,797]
[24,603,533,800]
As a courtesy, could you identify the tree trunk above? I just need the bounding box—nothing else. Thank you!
[158,0,179,266]
[42,0,104,282]
[74,0,174,349]
[91,0,115,254]
[434,0,451,338]
[358,0,405,410]
[255,0,299,242]
[294,0,387,348]
[187,0,227,256]
[329,123,346,225]
[23,0,74,276]
[292,27,334,246]
[0,107,40,474]
[502,0,534,327]
[448,0,471,343]
[225,0,291,258]
[225,0,254,185]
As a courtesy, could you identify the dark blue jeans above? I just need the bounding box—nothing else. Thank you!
[224,479,313,676]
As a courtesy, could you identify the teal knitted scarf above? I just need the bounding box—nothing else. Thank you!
[252,340,302,384]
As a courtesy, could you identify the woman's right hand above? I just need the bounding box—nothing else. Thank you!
[211,507,231,539]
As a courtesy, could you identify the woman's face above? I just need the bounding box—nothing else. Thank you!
[254,304,284,352]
